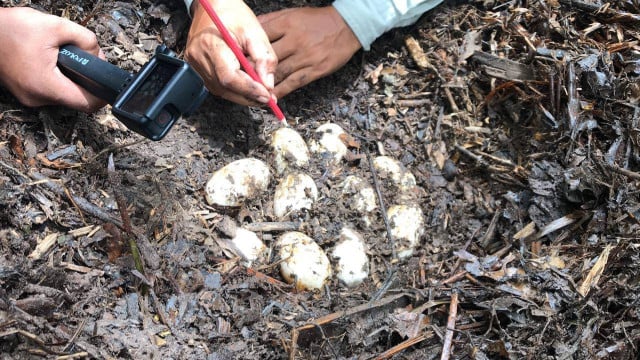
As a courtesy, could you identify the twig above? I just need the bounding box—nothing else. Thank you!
[362,143,397,261]
[606,163,640,180]
[62,317,87,353]
[0,329,57,354]
[56,352,89,360]
[289,328,299,360]
[12,307,106,359]
[86,138,147,164]
[107,154,146,292]
[558,0,640,23]
[243,221,302,232]
[454,144,486,166]
[63,186,87,226]
[27,170,122,227]
[440,291,459,360]
[374,331,434,360]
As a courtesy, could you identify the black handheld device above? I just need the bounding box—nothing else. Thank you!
[57,45,208,141]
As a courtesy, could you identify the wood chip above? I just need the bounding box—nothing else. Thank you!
[28,233,58,260]
[578,245,613,297]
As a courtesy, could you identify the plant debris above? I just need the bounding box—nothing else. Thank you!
[1,0,640,358]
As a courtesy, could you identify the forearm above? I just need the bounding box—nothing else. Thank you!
[332,0,443,50]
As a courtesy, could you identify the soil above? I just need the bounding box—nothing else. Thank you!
[1,0,640,359]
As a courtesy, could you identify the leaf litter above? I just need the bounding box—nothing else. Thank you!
[1,0,640,358]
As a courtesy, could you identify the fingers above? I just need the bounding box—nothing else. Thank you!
[243,33,277,90]
[257,10,288,41]
[187,32,273,106]
[186,1,279,106]
[52,17,101,56]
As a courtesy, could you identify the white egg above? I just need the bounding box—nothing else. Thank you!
[373,156,421,203]
[373,156,417,189]
[308,123,348,163]
[205,158,270,207]
[331,228,369,287]
[226,228,266,264]
[276,232,332,291]
[271,127,310,175]
[387,204,425,260]
[340,175,377,213]
[273,173,318,218]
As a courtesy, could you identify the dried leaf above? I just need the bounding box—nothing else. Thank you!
[339,133,361,149]
[8,134,24,161]
[365,63,383,85]
[405,36,430,69]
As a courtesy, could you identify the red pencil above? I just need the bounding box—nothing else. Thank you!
[197,0,286,123]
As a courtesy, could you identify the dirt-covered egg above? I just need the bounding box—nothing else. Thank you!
[308,123,348,163]
[373,156,417,189]
[387,204,425,260]
[227,228,266,264]
[274,173,318,218]
[276,231,332,291]
[271,127,310,175]
[331,228,369,287]
[340,175,377,213]
[205,158,270,207]
[373,156,421,203]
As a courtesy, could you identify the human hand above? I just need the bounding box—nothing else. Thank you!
[0,7,106,113]
[258,6,361,98]
[185,0,277,106]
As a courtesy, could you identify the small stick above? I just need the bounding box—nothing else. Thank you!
[374,331,434,360]
[288,330,298,360]
[56,352,89,360]
[62,317,88,353]
[362,143,397,260]
[243,221,302,232]
[440,291,459,360]
[245,267,291,291]
[107,154,146,292]
[27,170,122,227]
[607,163,640,180]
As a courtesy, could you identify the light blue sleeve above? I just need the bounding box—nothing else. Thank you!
[184,0,194,16]
[332,0,443,50]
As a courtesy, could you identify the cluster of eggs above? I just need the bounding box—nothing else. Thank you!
[204,123,425,290]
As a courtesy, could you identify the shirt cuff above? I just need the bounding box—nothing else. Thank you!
[332,0,443,51]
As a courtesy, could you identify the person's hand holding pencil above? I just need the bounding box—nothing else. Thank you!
[185,0,280,110]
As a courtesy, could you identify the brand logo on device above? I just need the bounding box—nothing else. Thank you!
[60,49,89,66]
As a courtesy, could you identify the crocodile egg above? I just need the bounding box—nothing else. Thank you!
[331,228,369,287]
[271,127,309,175]
[373,156,417,189]
[274,173,318,218]
[276,231,332,291]
[227,228,266,263]
[308,123,348,163]
[205,158,270,207]
[340,175,377,213]
[388,204,425,260]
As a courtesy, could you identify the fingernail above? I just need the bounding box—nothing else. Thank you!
[257,96,270,104]
[265,73,275,89]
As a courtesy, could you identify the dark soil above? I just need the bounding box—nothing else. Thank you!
[1,0,640,359]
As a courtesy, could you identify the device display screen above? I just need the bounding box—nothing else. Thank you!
[121,61,179,115]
